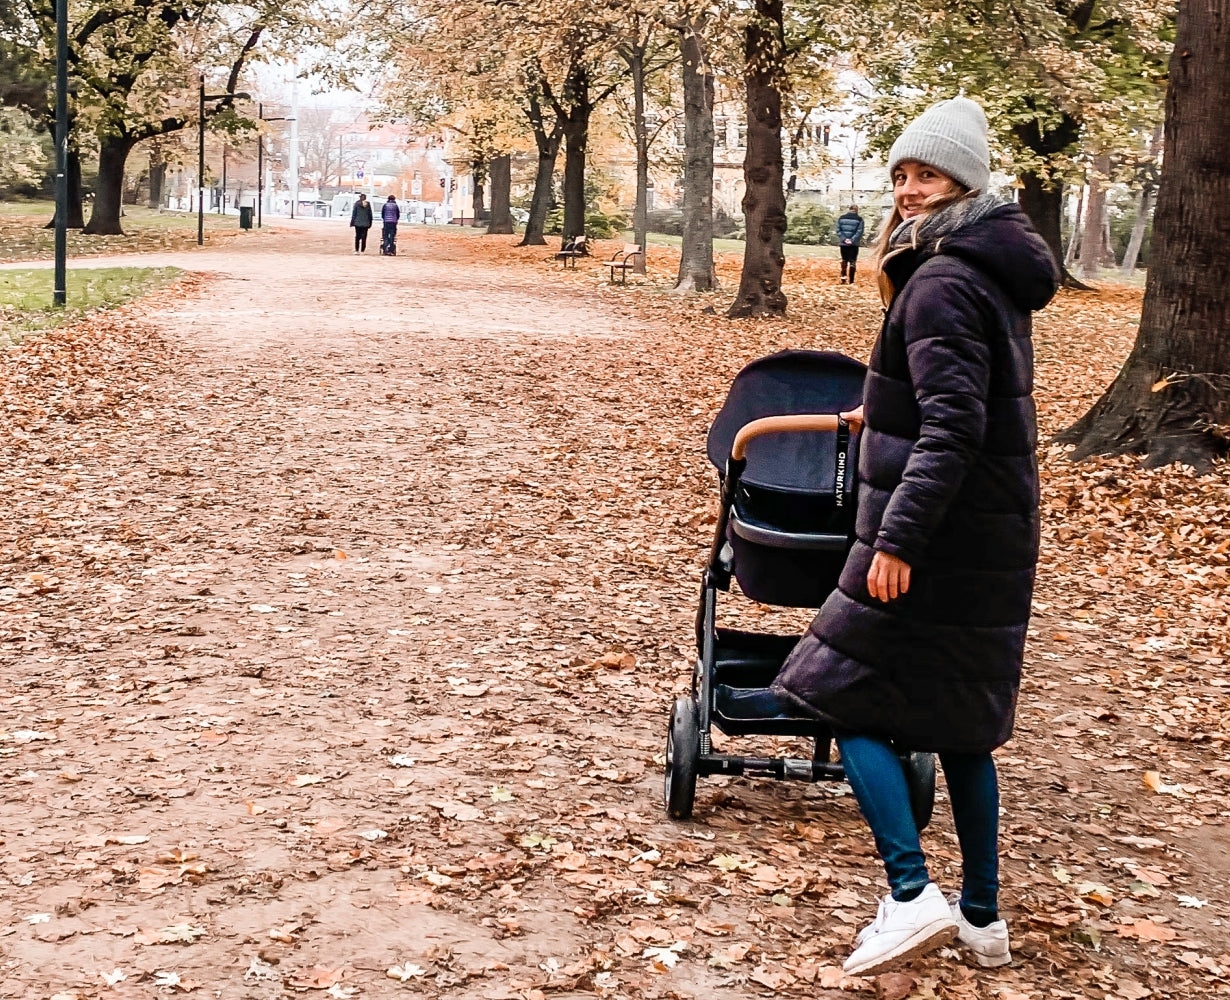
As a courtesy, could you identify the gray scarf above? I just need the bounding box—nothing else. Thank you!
[887,192,1004,251]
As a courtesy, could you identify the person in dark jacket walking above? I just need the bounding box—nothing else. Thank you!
[770,97,1059,976]
[380,195,400,255]
[349,194,373,253]
[835,205,865,284]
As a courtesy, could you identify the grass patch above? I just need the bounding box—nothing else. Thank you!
[0,200,246,262]
[0,266,181,347]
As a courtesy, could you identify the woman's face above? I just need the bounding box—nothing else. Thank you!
[892,161,955,219]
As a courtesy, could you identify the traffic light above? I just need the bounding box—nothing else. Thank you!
[823,124,831,146]
[439,177,445,188]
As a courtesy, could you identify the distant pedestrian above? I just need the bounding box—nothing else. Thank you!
[349,194,373,253]
[381,195,400,255]
[836,204,865,284]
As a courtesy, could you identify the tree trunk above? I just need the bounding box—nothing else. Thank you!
[727,0,787,319]
[1120,183,1154,273]
[1011,108,1082,284]
[1016,172,1064,273]
[83,136,133,235]
[148,151,166,209]
[471,177,484,225]
[1057,0,1230,468]
[1065,181,1084,267]
[1078,153,1110,280]
[675,19,716,292]
[520,127,562,247]
[45,148,85,230]
[486,153,515,235]
[787,123,804,192]
[560,62,591,244]
[630,46,648,274]
[562,117,588,241]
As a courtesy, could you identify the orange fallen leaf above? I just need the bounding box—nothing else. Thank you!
[288,966,344,989]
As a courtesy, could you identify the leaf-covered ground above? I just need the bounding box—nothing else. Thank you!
[1,224,1227,1000]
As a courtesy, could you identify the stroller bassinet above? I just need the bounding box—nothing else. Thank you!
[663,349,935,824]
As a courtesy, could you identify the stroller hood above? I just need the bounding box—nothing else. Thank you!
[707,350,866,492]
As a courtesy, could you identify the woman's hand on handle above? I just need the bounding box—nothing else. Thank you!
[841,405,864,433]
[868,550,911,603]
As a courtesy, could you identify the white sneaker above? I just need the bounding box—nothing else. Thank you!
[948,895,1011,967]
[843,883,958,977]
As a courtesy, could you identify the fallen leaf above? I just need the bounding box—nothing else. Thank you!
[1115,919,1177,942]
[289,966,344,989]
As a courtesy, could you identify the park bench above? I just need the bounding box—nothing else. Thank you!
[606,244,644,284]
[555,235,587,268]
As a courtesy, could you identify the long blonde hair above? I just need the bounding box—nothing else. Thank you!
[874,177,972,264]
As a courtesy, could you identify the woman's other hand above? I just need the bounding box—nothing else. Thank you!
[868,550,911,602]
[840,404,864,432]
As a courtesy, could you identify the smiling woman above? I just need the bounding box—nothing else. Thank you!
[0,265,182,346]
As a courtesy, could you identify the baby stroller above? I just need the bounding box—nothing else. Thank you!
[380,228,397,256]
[663,349,935,827]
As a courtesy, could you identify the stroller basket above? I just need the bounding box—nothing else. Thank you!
[662,349,937,827]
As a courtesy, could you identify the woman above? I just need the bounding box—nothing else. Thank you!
[349,194,373,253]
[771,97,1059,976]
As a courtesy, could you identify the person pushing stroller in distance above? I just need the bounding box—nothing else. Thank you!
[767,97,1060,975]
[380,195,400,256]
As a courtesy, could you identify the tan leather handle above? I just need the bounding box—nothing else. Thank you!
[731,414,841,460]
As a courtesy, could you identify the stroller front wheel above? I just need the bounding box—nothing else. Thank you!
[664,696,700,820]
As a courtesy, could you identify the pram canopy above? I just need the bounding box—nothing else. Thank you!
[706,350,867,492]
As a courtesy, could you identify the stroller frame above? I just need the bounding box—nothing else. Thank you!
[663,374,935,827]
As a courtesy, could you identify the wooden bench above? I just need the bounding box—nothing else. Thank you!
[554,235,587,268]
[606,244,644,283]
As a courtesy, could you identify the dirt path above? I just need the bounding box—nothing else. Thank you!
[1,225,1228,1000]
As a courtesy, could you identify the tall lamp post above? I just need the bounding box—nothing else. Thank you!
[256,103,292,229]
[197,80,250,245]
[53,0,68,306]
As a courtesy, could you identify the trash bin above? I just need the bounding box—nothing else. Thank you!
[239,206,253,230]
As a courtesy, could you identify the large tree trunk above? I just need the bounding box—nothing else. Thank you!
[1057,0,1230,468]
[520,130,561,246]
[727,0,787,319]
[560,63,591,243]
[675,19,716,292]
[83,136,133,235]
[630,46,648,274]
[562,118,587,241]
[1078,153,1111,280]
[486,153,515,235]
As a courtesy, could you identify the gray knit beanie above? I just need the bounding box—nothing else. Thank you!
[887,97,990,194]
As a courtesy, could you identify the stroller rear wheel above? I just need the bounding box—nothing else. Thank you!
[904,751,936,831]
[664,696,701,819]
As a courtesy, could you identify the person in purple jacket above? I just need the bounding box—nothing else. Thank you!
[770,97,1059,976]
[380,195,400,255]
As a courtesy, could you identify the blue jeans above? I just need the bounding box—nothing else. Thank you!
[836,734,999,924]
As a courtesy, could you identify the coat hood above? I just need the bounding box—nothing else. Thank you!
[932,203,1059,312]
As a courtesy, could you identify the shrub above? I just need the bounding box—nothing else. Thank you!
[785,203,837,246]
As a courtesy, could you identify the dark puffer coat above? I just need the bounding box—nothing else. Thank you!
[771,203,1059,753]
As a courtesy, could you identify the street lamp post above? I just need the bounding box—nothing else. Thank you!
[53,0,68,306]
[198,82,250,244]
[257,103,292,229]
[197,77,205,245]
